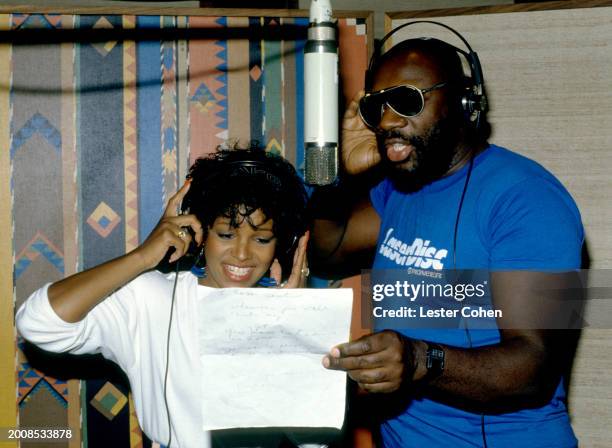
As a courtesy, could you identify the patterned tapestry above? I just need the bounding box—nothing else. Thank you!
[1,12,368,447]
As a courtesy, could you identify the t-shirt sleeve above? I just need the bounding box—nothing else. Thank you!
[15,279,143,369]
[486,177,584,270]
[370,179,393,216]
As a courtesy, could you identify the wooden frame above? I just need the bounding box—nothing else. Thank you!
[0,6,372,21]
[0,7,375,61]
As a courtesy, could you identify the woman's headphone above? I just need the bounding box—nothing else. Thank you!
[180,158,305,276]
[365,20,488,130]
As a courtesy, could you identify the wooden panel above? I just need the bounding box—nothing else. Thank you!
[0,6,371,19]
[389,0,612,18]
[0,12,17,448]
[388,7,612,447]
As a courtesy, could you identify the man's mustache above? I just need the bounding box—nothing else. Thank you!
[379,130,410,140]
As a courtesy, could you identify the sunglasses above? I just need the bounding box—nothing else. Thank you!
[358,81,448,128]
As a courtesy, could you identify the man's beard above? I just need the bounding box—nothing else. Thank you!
[378,116,459,193]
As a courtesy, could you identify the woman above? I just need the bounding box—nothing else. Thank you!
[16,147,310,447]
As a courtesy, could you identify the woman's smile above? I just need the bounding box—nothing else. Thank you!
[200,208,277,288]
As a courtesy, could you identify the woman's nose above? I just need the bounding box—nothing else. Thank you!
[231,238,250,261]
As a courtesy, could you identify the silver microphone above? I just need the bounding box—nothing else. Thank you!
[304,0,338,186]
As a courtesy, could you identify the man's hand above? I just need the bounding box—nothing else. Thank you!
[342,90,381,175]
[322,331,424,393]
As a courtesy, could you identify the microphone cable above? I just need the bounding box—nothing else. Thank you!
[453,156,476,349]
[163,262,180,447]
[451,155,488,448]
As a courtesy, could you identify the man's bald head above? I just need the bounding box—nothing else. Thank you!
[372,38,469,98]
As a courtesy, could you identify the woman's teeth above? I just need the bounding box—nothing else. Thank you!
[226,265,251,276]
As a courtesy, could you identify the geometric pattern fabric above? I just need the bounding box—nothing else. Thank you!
[6,11,369,447]
[90,382,128,420]
[87,201,122,238]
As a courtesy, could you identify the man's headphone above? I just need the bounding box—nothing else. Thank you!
[365,20,488,130]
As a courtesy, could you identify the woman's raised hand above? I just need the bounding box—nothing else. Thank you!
[134,181,204,271]
[269,231,310,288]
[342,90,381,175]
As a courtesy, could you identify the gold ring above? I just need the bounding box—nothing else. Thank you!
[301,267,310,277]
[177,229,187,239]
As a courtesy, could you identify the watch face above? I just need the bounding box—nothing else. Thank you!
[430,347,444,360]
[426,345,445,371]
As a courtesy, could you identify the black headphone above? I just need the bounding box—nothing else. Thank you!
[365,20,488,130]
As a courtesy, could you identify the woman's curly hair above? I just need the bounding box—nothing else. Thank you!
[181,145,308,276]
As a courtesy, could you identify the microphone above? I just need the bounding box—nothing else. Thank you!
[304,0,338,186]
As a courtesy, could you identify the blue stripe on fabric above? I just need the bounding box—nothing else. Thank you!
[294,17,308,174]
[78,15,125,269]
[137,15,164,243]
[249,17,264,146]
[263,18,282,153]
[77,15,131,448]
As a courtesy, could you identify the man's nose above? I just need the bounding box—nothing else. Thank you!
[378,103,409,132]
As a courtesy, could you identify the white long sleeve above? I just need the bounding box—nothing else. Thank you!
[16,270,210,448]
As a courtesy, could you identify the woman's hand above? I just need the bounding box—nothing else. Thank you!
[45,181,204,323]
[133,181,204,270]
[342,90,381,175]
[270,231,310,288]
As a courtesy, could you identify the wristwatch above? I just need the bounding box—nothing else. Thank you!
[423,342,445,382]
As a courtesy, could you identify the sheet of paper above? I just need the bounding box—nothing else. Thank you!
[198,287,353,431]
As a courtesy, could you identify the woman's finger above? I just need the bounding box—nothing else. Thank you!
[163,180,191,218]
[283,231,310,288]
[164,214,204,246]
[167,226,192,263]
[294,231,309,272]
[269,258,282,286]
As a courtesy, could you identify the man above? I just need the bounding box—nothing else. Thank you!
[310,37,583,447]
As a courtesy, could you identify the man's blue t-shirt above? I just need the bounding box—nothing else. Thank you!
[369,145,583,448]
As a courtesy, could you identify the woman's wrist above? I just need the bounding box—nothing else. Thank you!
[127,247,153,274]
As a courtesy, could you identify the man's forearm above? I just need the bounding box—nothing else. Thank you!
[327,328,569,412]
[308,181,381,278]
[410,333,563,409]
[308,183,353,275]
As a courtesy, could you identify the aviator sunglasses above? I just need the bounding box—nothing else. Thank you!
[358,81,447,128]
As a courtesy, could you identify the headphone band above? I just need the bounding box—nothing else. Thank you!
[365,20,487,129]
[372,20,474,66]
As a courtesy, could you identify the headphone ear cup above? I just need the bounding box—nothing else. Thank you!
[460,86,475,119]
[463,52,487,128]
[460,82,485,128]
